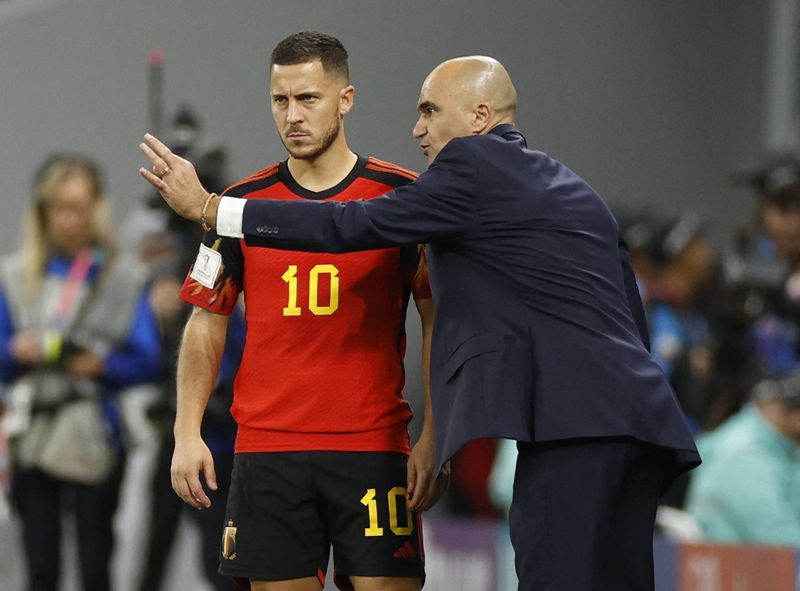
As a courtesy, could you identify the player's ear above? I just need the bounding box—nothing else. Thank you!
[339,85,355,116]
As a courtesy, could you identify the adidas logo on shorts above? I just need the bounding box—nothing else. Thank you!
[393,540,417,559]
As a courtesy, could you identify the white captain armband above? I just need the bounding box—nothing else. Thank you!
[189,243,223,289]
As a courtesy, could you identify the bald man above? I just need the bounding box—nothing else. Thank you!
[142,55,700,590]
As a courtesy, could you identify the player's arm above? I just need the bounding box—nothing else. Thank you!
[171,306,229,510]
[407,296,440,511]
[408,294,450,512]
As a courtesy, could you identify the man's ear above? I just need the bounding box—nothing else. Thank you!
[472,103,491,134]
[340,85,355,116]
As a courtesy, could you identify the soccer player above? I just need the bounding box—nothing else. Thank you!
[161,32,439,591]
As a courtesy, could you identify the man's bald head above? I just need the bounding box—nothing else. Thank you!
[413,56,517,164]
[424,56,517,124]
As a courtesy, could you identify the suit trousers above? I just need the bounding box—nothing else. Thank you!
[509,437,671,591]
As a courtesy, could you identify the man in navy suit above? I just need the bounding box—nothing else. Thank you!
[142,55,700,590]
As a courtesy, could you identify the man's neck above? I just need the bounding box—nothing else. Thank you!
[286,137,358,192]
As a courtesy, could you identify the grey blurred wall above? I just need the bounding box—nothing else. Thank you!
[0,0,768,250]
[0,0,772,428]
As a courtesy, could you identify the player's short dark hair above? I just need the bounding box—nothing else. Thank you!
[271,31,349,83]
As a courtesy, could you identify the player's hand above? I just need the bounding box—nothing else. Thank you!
[139,133,210,223]
[407,430,444,512]
[171,433,218,510]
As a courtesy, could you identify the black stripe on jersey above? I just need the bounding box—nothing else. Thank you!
[225,156,414,201]
[223,169,282,198]
[278,156,368,200]
[366,158,417,179]
[361,165,416,189]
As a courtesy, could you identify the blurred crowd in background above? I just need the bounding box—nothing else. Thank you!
[1,103,799,590]
[0,106,243,591]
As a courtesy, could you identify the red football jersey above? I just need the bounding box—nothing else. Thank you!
[180,156,431,455]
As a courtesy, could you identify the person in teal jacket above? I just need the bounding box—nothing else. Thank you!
[686,372,800,547]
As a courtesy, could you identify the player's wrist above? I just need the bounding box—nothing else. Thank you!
[173,417,204,440]
[200,192,220,232]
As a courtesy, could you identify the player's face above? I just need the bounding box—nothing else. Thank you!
[270,60,353,161]
[412,73,475,166]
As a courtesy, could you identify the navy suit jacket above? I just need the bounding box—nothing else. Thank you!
[239,125,700,473]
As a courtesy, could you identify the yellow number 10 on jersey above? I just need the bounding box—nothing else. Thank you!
[281,264,340,316]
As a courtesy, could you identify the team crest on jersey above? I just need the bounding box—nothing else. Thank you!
[221,520,237,560]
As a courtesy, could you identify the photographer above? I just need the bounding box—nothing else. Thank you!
[0,154,162,591]
[746,156,800,376]
[714,155,800,408]
[682,154,800,547]
[625,213,716,432]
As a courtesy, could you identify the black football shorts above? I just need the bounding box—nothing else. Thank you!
[218,451,425,590]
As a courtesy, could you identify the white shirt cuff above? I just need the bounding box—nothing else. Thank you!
[216,196,245,238]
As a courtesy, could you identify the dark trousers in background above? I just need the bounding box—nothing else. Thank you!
[510,437,672,591]
[138,436,236,591]
[11,461,125,591]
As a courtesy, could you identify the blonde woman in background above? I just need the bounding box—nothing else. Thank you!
[0,154,162,591]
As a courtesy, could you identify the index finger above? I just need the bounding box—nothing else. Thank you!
[143,133,174,161]
[407,464,422,510]
[409,473,431,511]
